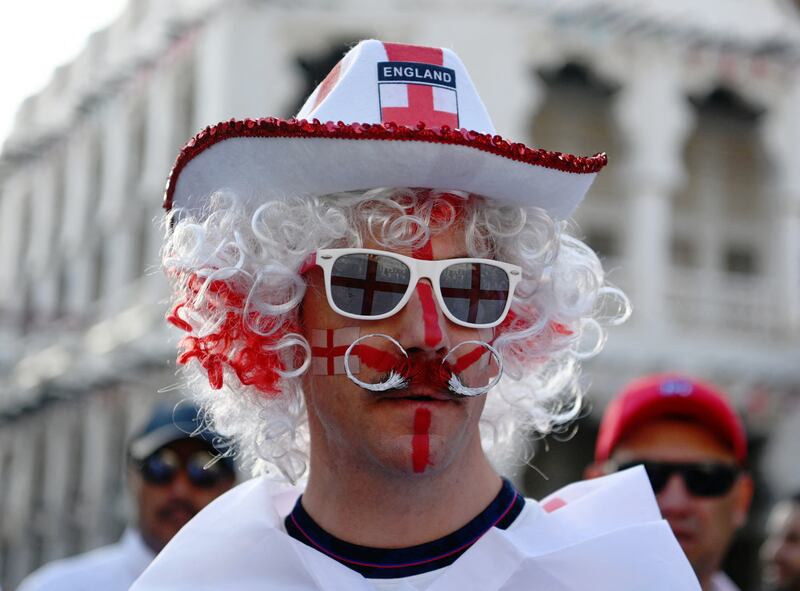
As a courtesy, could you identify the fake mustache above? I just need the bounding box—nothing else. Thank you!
[403,357,453,388]
[348,336,501,397]
[376,355,453,392]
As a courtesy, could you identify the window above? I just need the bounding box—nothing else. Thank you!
[725,245,758,275]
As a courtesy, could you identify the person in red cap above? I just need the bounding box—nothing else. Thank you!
[588,374,754,591]
[132,40,700,589]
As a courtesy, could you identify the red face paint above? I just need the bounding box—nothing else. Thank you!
[398,356,451,391]
[416,282,443,348]
[410,234,443,348]
[449,344,487,374]
[412,239,434,261]
[542,497,567,513]
[310,327,360,375]
[353,344,402,373]
[412,407,432,473]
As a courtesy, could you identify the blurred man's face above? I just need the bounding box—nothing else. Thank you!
[761,501,800,591]
[130,438,236,553]
[610,418,752,584]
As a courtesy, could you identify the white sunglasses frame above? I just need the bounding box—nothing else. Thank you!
[312,248,522,329]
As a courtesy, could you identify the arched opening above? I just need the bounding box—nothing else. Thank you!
[670,86,770,333]
[533,62,623,264]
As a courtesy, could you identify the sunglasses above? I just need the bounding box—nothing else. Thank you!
[616,460,741,498]
[138,448,233,489]
[310,248,522,329]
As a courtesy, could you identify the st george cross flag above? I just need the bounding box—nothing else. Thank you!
[377,43,459,128]
[311,327,361,376]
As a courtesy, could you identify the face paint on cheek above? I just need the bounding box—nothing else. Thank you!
[450,329,495,373]
[310,327,361,375]
[412,407,432,473]
[353,343,401,373]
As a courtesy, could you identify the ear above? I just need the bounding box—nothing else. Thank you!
[126,464,142,492]
[732,472,754,529]
[584,462,606,480]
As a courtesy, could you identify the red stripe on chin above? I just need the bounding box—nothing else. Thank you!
[412,407,432,473]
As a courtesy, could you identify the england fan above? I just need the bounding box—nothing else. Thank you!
[132,40,700,590]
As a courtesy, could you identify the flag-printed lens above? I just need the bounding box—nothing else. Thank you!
[440,263,510,325]
[330,253,410,316]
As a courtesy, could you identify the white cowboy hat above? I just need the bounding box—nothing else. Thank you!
[164,39,606,219]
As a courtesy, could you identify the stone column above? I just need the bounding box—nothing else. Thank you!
[97,97,139,313]
[762,77,800,336]
[0,173,30,326]
[62,127,99,316]
[77,391,116,550]
[27,158,61,322]
[613,49,693,330]
[3,418,39,585]
[194,4,301,126]
[40,402,76,563]
[141,57,183,301]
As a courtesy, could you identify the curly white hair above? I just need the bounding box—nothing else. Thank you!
[162,187,629,482]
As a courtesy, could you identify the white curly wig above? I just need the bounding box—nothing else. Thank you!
[162,187,629,483]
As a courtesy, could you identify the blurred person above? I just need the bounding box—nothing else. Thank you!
[588,374,753,591]
[761,494,800,591]
[133,40,699,589]
[17,403,236,591]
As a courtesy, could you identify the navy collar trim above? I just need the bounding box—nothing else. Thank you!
[284,478,525,579]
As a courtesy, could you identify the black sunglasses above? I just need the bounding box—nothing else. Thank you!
[616,460,741,498]
[138,448,233,489]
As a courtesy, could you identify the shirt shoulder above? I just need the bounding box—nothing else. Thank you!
[18,531,153,591]
[710,571,741,591]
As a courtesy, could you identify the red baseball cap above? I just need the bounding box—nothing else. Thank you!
[595,374,748,464]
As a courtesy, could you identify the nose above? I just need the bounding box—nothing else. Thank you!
[657,473,694,518]
[168,468,194,497]
[394,279,449,354]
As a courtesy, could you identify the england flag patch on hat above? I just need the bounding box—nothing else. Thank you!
[376,43,459,127]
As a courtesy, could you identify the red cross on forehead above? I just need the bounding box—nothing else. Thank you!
[380,42,459,128]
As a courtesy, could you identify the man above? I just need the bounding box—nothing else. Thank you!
[761,494,800,591]
[18,402,236,591]
[588,374,753,591]
[133,40,699,589]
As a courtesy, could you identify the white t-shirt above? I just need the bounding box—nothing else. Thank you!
[709,572,740,591]
[17,528,155,591]
[131,468,701,590]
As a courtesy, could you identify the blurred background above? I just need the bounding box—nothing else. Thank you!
[1,0,799,588]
